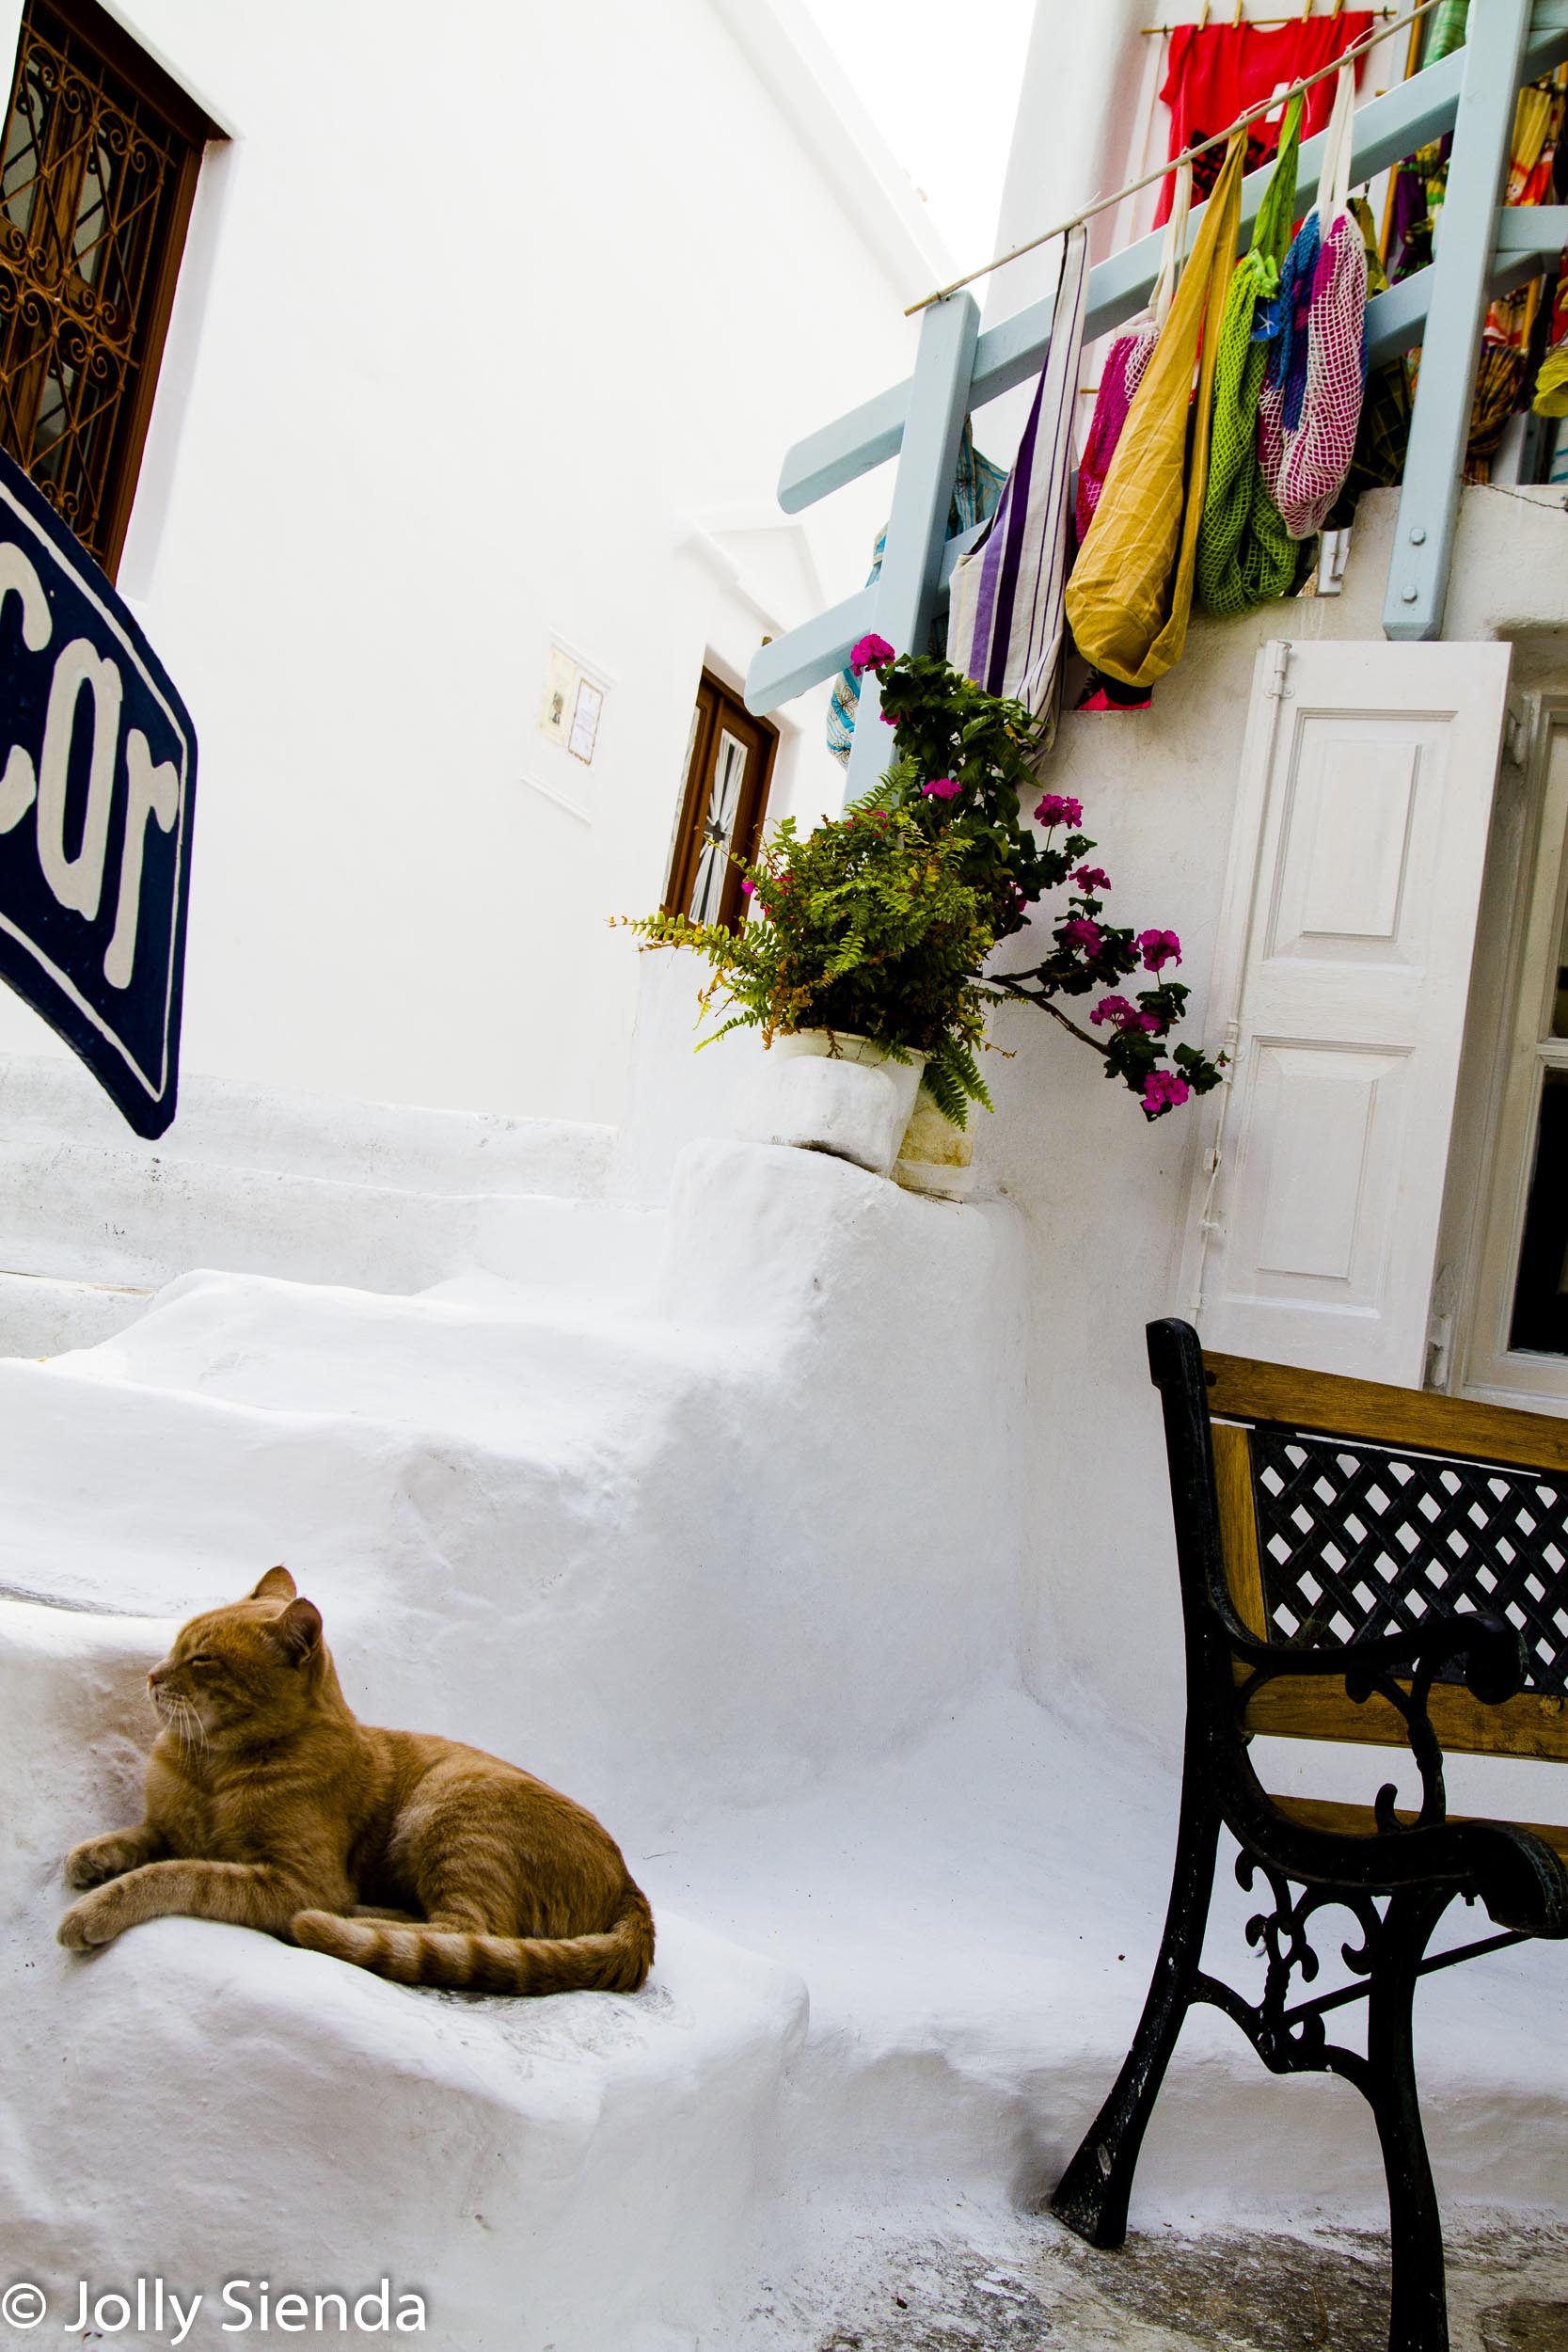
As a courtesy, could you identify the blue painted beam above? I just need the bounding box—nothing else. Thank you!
[1493,203,1568,255]
[776,11,1568,517]
[1386,0,1536,641]
[1365,218,1568,363]
[744,585,875,712]
[742,521,991,715]
[842,293,979,801]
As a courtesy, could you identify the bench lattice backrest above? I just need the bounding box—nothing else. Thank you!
[1204,1353,1568,1765]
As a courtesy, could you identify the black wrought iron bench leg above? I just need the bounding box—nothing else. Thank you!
[1366,1888,1455,2352]
[1052,1791,1220,2247]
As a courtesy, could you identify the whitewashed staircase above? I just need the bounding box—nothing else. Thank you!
[3,1041,1565,2351]
[0,1054,619,1354]
[0,1045,1047,2351]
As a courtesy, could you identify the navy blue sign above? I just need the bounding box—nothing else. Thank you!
[0,445,196,1136]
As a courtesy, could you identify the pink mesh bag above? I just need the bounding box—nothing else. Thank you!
[1075,165,1190,545]
[1258,66,1368,539]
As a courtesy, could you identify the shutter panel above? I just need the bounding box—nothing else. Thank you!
[1189,638,1513,1384]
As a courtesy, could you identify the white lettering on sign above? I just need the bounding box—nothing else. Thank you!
[104,729,181,990]
[0,541,52,833]
[0,538,185,992]
[36,635,123,920]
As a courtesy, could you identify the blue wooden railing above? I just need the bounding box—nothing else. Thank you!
[746,0,1568,800]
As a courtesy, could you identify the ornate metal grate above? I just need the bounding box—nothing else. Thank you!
[0,1,206,569]
[1249,1427,1568,1695]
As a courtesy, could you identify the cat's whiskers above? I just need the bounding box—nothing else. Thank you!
[166,1692,207,1755]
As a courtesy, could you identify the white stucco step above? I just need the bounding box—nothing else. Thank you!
[0,1051,613,1192]
[0,1155,641,1298]
[4,1909,802,2352]
[0,1269,153,1358]
[56,1263,703,1437]
[0,1050,615,1297]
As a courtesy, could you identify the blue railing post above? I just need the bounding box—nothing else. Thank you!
[1384,0,1535,641]
[842,291,979,803]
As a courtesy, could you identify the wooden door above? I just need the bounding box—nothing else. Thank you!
[664,671,778,930]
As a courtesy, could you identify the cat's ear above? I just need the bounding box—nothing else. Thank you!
[250,1565,296,1601]
[269,1597,322,1666]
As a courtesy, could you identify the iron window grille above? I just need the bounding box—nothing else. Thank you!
[0,0,216,576]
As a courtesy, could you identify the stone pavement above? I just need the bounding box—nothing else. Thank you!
[790,2221,1568,2350]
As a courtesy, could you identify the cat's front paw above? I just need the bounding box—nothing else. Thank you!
[65,1833,142,1890]
[56,1885,129,1950]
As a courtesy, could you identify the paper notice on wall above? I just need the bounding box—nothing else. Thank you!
[569,676,604,766]
[538,646,578,748]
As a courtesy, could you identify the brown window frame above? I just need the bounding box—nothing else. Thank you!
[0,0,220,579]
[664,669,780,932]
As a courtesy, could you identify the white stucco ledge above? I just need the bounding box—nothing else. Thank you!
[2,1899,805,2352]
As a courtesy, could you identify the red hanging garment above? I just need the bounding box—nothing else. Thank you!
[1154,14,1372,226]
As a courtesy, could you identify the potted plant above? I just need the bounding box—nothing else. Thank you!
[856,636,1226,1139]
[623,802,995,1175]
[626,635,1225,1191]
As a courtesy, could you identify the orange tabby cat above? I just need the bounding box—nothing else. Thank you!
[58,1567,654,1995]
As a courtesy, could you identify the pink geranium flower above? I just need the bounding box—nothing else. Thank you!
[921,776,961,800]
[1137,928,1181,973]
[849,633,895,677]
[740,878,755,896]
[1035,793,1084,829]
[1142,1069,1191,1118]
[1089,994,1159,1034]
[1072,866,1112,893]
[1062,916,1102,958]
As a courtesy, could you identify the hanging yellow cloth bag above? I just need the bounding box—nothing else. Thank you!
[1065,134,1245,691]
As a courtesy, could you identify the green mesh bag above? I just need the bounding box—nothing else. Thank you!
[1196,94,1302,619]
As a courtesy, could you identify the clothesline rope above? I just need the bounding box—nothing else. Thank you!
[905,0,1446,317]
[1138,7,1401,30]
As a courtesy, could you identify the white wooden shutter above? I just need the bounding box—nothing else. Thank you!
[1188,637,1513,1384]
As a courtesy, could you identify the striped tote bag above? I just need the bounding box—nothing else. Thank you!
[945,222,1089,742]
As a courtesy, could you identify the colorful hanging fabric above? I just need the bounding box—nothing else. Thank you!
[1064,134,1245,693]
[826,423,1006,765]
[1258,66,1368,542]
[1195,93,1302,618]
[1153,12,1370,226]
[1507,82,1561,203]
[1324,198,1412,528]
[1534,341,1568,416]
[1076,167,1191,548]
[1422,0,1469,64]
[946,224,1090,734]
[1386,135,1450,284]
[1462,74,1566,472]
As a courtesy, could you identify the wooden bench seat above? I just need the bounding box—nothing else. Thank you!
[1052,1319,1568,2352]
[1270,1795,1568,1869]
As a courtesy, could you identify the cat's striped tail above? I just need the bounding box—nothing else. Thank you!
[290,1885,655,1995]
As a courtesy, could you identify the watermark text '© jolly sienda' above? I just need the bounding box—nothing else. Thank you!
[0,2278,428,2341]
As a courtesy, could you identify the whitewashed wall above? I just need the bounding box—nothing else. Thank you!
[0,0,945,1122]
[624,487,1568,1766]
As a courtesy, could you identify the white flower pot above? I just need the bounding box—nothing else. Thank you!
[762,1030,927,1176]
[895,1082,977,1201]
